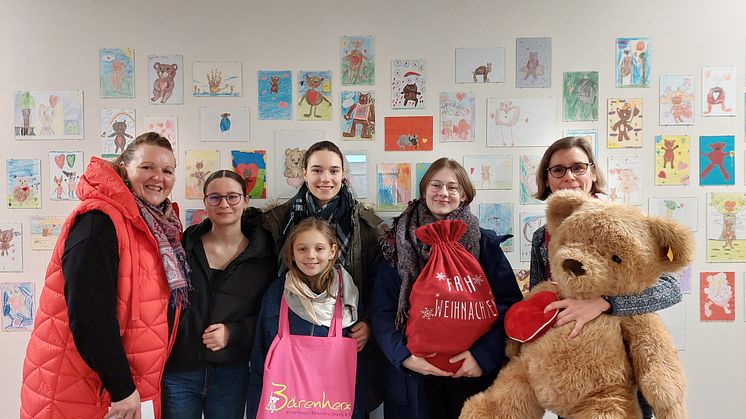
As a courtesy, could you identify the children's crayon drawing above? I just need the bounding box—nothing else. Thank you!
[193,61,241,97]
[30,215,65,250]
[297,71,332,121]
[2,282,34,331]
[258,70,292,120]
[700,272,735,321]
[487,98,555,147]
[275,130,324,199]
[659,75,694,125]
[702,66,736,117]
[100,48,134,98]
[344,152,368,199]
[562,128,599,157]
[415,163,432,194]
[440,92,475,142]
[148,54,183,104]
[607,98,643,149]
[384,116,433,151]
[478,203,513,251]
[519,155,542,205]
[143,116,178,161]
[341,36,374,86]
[706,193,746,262]
[699,135,734,186]
[520,213,546,262]
[562,72,598,121]
[455,48,505,83]
[0,224,22,272]
[655,135,690,186]
[516,37,550,88]
[49,151,83,201]
[341,91,375,140]
[377,163,412,212]
[185,209,208,228]
[462,155,512,190]
[200,107,250,142]
[231,150,267,199]
[7,159,41,209]
[648,197,698,231]
[616,37,651,88]
[607,156,642,206]
[513,269,531,296]
[184,150,220,199]
[391,59,426,109]
[101,108,136,156]
[14,91,83,140]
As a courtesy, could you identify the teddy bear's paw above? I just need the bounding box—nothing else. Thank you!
[460,393,495,419]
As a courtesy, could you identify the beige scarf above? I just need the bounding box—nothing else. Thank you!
[284,266,359,328]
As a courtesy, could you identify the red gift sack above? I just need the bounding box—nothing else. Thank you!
[406,219,498,373]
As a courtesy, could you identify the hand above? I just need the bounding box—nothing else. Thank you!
[202,323,230,351]
[545,297,610,339]
[450,350,483,378]
[104,389,140,419]
[402,354,453,377]
[349,321,370,352]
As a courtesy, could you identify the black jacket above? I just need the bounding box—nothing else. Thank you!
[166,207,277,372]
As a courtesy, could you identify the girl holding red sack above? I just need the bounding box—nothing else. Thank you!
[247,217,367,419]
[371,158,523,419]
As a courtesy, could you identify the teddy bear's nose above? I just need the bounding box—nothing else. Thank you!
[562,259,586,276]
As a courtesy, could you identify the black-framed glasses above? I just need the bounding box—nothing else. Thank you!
[547,162,593,179]
[204,193,244,206]
[428,180,462,195]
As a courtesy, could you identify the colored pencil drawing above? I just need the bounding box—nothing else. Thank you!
[520,213,546,262]
[275,130,324,199]
[148,54,183,104]
[185,209,208,227]
[231,150,267,199]
[562,72,598,121]
[462,155,512,190]
[655,135,690,186]
[699,135,734,186]
[702,66,736,117]
[341,36,374,86]
[516,37,551,88]
[7,159,41,209]
[297,71,332,121]
[2,283,34,331]
[30,215,65,250]
[144,116,178,161]
[700,272,735,321]
[49,151,83,201]
[391,59,426,109]
[377,163,412,212]
[100,48,134,98]
[0,224,22,272]
[606,156,642,205]
[659,75,694,125]
[562,129,599,158]
[101,108,135,156]
[440,92,475,142]
[648,197,698,231]
[706,193,746,262]
[668,266,692,294]
[345,152,368,199]
[519,155,542,205]
[193,61,241,97]
[258,70,292,120]
[415,163,432,192]
[607,98,643,149]
[615,37,651,88]
[14,91,83,140]
[341,91,375,140]
[184,150,220,199]
[200,107,250,142]
[513,269,531,296]
[487,98,555,147]
[455,48,505,83]
[478,203,513,251]
[384,116,433,151]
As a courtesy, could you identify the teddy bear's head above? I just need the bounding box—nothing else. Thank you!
[545,189,694,299]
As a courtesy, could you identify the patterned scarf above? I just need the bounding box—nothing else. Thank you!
[283,266,359,328]
[279,182,355,266]
[133,195,191,307]
[380,198,481,330]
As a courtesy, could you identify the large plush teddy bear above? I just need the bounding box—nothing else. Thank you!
[461,189,693,419]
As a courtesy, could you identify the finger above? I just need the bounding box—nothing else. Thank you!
[448,353,465,363]
[204,324,220,333]
[544,301,566,312]
[350,322,364,332]
[569,323,582,339]
[135,407,142,419]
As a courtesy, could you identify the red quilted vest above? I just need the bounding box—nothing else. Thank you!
[20,157,177,419]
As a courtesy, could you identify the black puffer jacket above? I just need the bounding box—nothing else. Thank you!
[166,207,277,372]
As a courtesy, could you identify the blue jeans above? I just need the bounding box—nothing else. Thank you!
[162,364,249,419]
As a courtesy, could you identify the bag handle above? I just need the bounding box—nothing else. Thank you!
[278,269,346,339]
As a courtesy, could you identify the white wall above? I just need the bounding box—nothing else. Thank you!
[1,0,745,417]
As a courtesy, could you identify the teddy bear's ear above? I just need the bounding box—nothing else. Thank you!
[545,189,590,232]
[647,217,695,270]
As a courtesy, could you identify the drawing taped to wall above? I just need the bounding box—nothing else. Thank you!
[384,116,433,151]
[462,155,512,190]
[344,152,368,199]
[563,128,599,158]
[0,224,22,272]
[377,163,411,212]
[455,48,505,83]
[392,59,426,109]
[184,150,220,199]
[185,209,208,227]
[440,92,475,142]
[699,135,734,186]
[519,155,542,205]
[193,61,241,97]
[143,116,178,162]
[231,150,267,199]
[415,163,432,192]
[607,156,642,206]
[275,130,324,199]
[341,35,374,86]
[341,91,375,140]
[648,197,698,232]
[607,98,643,149]
[7,159,41,209]
[14,91,83,140]
[148,54,183,104]
[200,107,250,142]
[659,75,694,125]
[100,48,134,99]
[702,66,736,117]
[101,108,135,156]
[258,70,292,120]
[655,135,690,186]
[700,272,735,321]
[2,282,34,331]
[562,71,598,121]
[298,70,332,121]
[49,151,83,201]
[516,37,550,88]
[486,98,555,147]
[30,215,65,251]
[478,203,513,252]
[616,37,651,88]
[520,213,546,262]
[706,193,746,262]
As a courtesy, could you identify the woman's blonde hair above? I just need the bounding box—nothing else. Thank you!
[282,217,340,295]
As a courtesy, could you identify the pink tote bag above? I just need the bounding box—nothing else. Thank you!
[256,280,358,418]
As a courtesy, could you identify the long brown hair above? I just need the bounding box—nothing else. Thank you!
[111,132,174,180]
[282,217,340,295]
[533,136,606,201]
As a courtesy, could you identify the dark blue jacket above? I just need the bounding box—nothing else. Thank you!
[370,229,522,418]
[247,275,367,419]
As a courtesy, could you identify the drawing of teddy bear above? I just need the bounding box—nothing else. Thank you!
[151,62,178,103]
[12,178,31,203]
[109,120,132,154]
[343,93,375,139]
[284,147,305,187]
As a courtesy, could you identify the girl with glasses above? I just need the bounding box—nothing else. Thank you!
[530,136,682,419]
[162,170,277,419]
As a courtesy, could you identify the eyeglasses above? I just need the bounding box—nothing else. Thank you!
[428,180,462,195]
[204,193,245,206]
[547,162,593,179]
